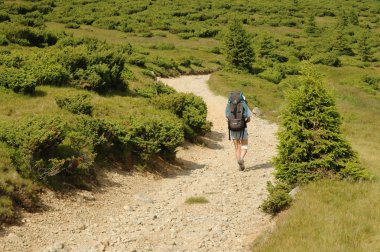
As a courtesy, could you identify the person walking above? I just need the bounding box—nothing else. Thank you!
[225,91,254,171]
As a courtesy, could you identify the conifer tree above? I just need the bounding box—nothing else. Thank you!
[330,30,354,56]
[274,64,368,185]
[224,19,255,71]
[258,34,276,58]
[358,29,373,62]
[304,14,318,36]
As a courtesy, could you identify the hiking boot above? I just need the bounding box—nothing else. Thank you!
[238,159,245,171]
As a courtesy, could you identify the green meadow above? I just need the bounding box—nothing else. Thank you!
[1,0,380,250]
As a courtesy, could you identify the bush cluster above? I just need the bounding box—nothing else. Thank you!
[135,82,176,98]
[154,93,211,140]
[0,67,37,94]
[310,53,342,67]
[55,94,93,115]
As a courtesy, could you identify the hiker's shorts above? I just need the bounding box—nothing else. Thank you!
[230,128,248,140]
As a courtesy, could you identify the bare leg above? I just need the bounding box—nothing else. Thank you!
[240,139,248,160]
[233,140,241,161]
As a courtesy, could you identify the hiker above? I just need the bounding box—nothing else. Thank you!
[225,91,254,171]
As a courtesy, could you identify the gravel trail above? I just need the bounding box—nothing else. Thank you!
[0,74,278,252]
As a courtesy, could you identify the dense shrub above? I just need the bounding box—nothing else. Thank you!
[0,116,98,182]
[0,144,38,222]
[0,12,11,23]
[124,115,184,161]
[57,44,127,92]
[31,63,70,86]
[3,24,58,47]
[362,74,379,91]
[0,67,37,94]
[310,53,341,67]
[153,93,211,140]
[55,94,93,115]
[0,34,10,46]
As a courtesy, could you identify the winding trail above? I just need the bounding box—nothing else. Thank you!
[0,75,278,252]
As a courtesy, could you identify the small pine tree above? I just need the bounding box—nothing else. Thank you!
[274,64,368,185]
[258,34,276,58]
[358,29,373,62]
[330,30,354,56]
[224,19,255,71]
[337,11,349,28]
[348,10,359,25]
[304,15,318,36]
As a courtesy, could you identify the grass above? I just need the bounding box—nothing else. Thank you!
[185,196,209,204]
[1,0,380,249]
[253,180,380,252]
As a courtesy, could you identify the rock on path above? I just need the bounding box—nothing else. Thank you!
[0,74,278,252]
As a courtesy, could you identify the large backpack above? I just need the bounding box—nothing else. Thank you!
[227,91,246,132]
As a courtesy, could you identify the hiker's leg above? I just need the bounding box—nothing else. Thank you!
[233,140,241,161]
[240,139,248,160]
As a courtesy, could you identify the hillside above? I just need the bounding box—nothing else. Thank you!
[1,0,380,251]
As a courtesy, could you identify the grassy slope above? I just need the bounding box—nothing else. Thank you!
[1,0,380,249]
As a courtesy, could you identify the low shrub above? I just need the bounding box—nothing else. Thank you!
[257,69,284,84]
[261,181,292,214]
[32,63,70,86]
[0,196,14,223]
[149,43,175,50]
[310,53,342,67]
[0,116,94,181]
[65,23,80,29]
[3,24,58,47]
[0,144,39,223]
[362,74,379,91]
[0,34,10,46]
[58,44,127,92]
[0,67,36,94]
[125,114,184,161]
[55,94,93,115]
[153,93,211,140]
[135,82,176,98]
[0,12,11,23]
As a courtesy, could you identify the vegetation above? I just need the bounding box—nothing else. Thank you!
[0,0,379,251]
[224,19,255,71]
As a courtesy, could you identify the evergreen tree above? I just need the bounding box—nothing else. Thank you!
[330,30,354,56]
[348,10,359,25]
[304,14,318,36]
[274,64,368,185]
[224,19,255,71]
[358,29,373,62]
[337,11,349,28]
[258,34,276,58]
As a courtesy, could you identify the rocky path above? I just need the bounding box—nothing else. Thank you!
[0,74,278,252]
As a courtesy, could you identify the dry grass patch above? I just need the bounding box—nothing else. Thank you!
[185,196,209,204]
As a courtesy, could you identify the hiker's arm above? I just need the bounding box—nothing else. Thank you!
[225,104,229,120]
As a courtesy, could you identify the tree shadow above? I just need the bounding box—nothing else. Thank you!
[146,156,206,178]
[198,130,225,150]
[30,90,47,97]
[245,162,274,171]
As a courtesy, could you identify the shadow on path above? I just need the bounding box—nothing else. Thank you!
[199,130,225,150]
[245,162,273,171]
